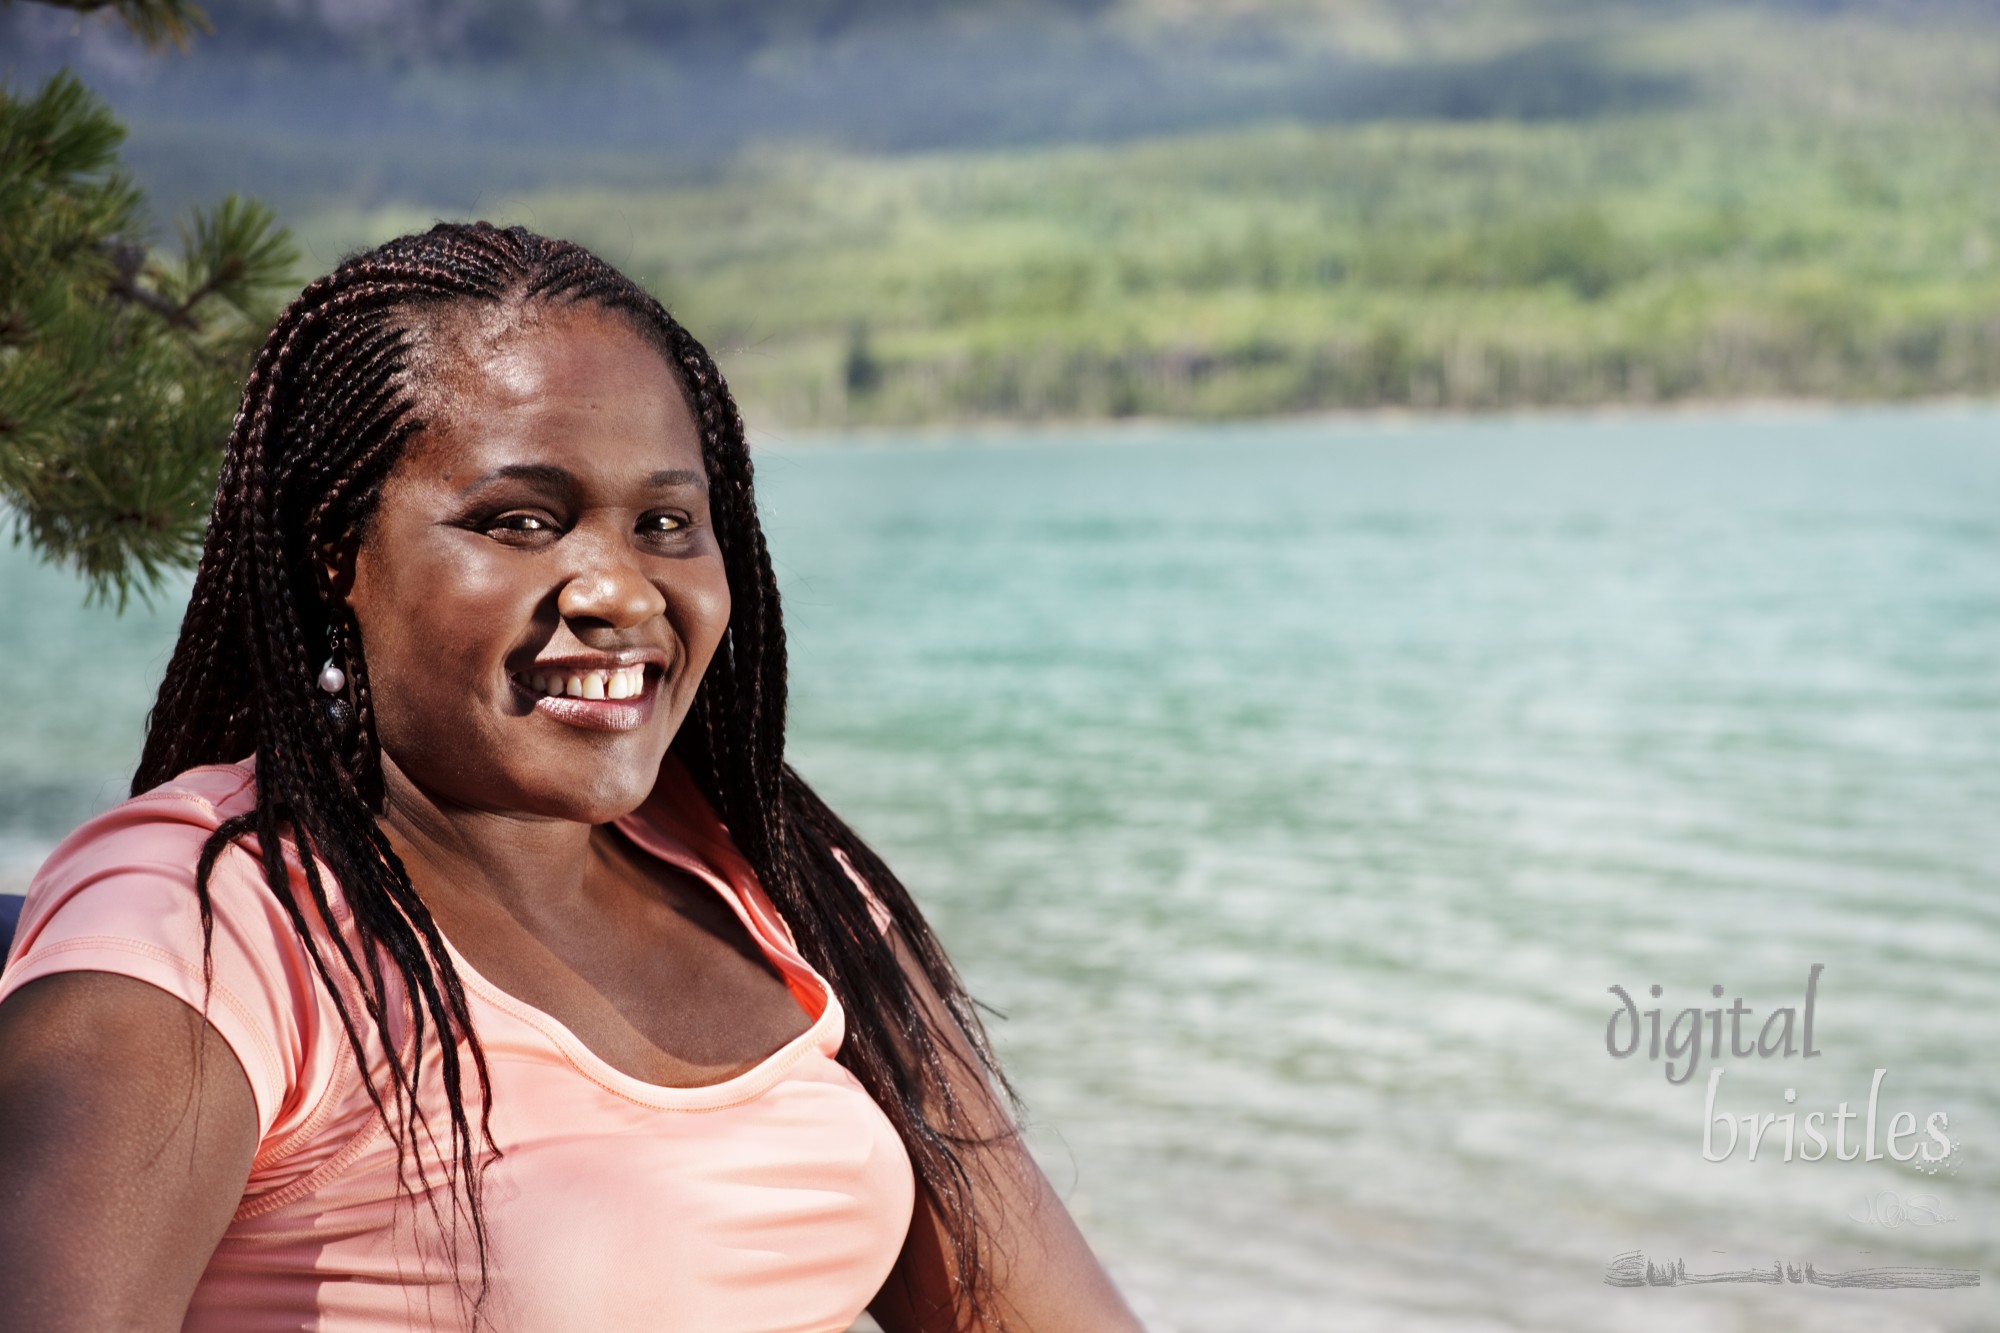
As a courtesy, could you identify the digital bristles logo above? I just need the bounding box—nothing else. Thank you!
[1604,965,1962,1167]
[1603,1251,1980,1291]
[1600,964,1980,1294]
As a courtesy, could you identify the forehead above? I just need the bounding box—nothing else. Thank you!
[397,303,701,481]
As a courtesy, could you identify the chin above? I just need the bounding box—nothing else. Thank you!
[523,763,663,826]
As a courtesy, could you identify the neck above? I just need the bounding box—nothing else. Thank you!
[374,755,611,926]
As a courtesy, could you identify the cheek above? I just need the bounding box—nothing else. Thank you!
[352,543,525,736]
[676,555,734,674]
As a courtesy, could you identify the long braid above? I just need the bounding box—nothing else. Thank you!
[138,222,1011,1327]
[602,285,1015,1319]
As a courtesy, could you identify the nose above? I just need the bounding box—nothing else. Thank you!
[554,535,667,629]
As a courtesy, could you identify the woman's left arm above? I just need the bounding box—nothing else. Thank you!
[866,927,1147,1333]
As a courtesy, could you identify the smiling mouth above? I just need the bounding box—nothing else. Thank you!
[512,665,651,701]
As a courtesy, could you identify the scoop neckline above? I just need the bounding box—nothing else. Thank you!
[196,758,843,1111]
[434,820,845,1113]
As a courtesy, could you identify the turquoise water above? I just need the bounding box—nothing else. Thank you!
[6,407,1998,1330]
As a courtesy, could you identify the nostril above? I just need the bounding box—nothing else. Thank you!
[555,566,666,625]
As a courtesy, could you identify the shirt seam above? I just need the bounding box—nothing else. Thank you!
[451,957,847,1113]
[8,935,286,1098]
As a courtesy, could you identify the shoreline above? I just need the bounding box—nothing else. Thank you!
[746,392,2000,452]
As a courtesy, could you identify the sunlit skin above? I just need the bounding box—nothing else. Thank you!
[352,309,1147,1328]
[0,302,1146,1332]
[352,305,728,826]
[348,305,812,1088]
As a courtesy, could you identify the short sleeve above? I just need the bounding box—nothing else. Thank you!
[0,767,340,1150]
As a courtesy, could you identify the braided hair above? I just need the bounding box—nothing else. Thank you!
[134,222,1011,1324]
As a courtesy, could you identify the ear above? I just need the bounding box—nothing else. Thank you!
[317,530,360,608]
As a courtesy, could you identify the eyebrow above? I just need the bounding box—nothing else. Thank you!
[462,463,709,492]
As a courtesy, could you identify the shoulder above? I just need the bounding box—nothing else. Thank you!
[23,762,258,897]
[9,762,256,927]
[4,762,271,972]
[0,762,335,1139]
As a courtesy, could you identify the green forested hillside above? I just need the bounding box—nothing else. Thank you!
[15,0,2000,425]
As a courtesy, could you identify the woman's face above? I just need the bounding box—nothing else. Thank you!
[345,305,731,826]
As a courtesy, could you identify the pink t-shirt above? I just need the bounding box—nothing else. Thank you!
[0,761,915,1331]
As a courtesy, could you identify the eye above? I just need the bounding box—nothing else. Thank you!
[639,512,690,535]
[485,511,561,541]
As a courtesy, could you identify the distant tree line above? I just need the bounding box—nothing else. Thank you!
[75,0,1116,66]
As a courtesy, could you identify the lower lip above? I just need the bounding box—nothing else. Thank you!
[517,679,661,733]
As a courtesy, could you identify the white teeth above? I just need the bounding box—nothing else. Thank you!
[518,666,649,701]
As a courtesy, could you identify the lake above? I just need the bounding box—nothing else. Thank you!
[4,405,1996,1330]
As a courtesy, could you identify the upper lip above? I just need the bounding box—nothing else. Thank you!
[511,649,669,674]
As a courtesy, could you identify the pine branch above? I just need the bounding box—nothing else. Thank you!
[7,0,213,52]
[1,69,295,604]
[105,240,200,331]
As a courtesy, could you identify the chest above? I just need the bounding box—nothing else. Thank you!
[204,988,916,1332]
[476,1062,915,1331]
[419,840,817,1089]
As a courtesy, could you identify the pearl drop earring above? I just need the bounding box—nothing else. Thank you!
[318,626,357,744]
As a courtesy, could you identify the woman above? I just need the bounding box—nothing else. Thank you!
[0,223,1143,1331]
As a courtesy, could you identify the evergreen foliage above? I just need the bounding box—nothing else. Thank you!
[0,67,294,603]
[18,0,211,52]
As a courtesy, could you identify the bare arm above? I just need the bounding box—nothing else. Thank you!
[867,933,1145,1333]
[0,971,259,1331]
